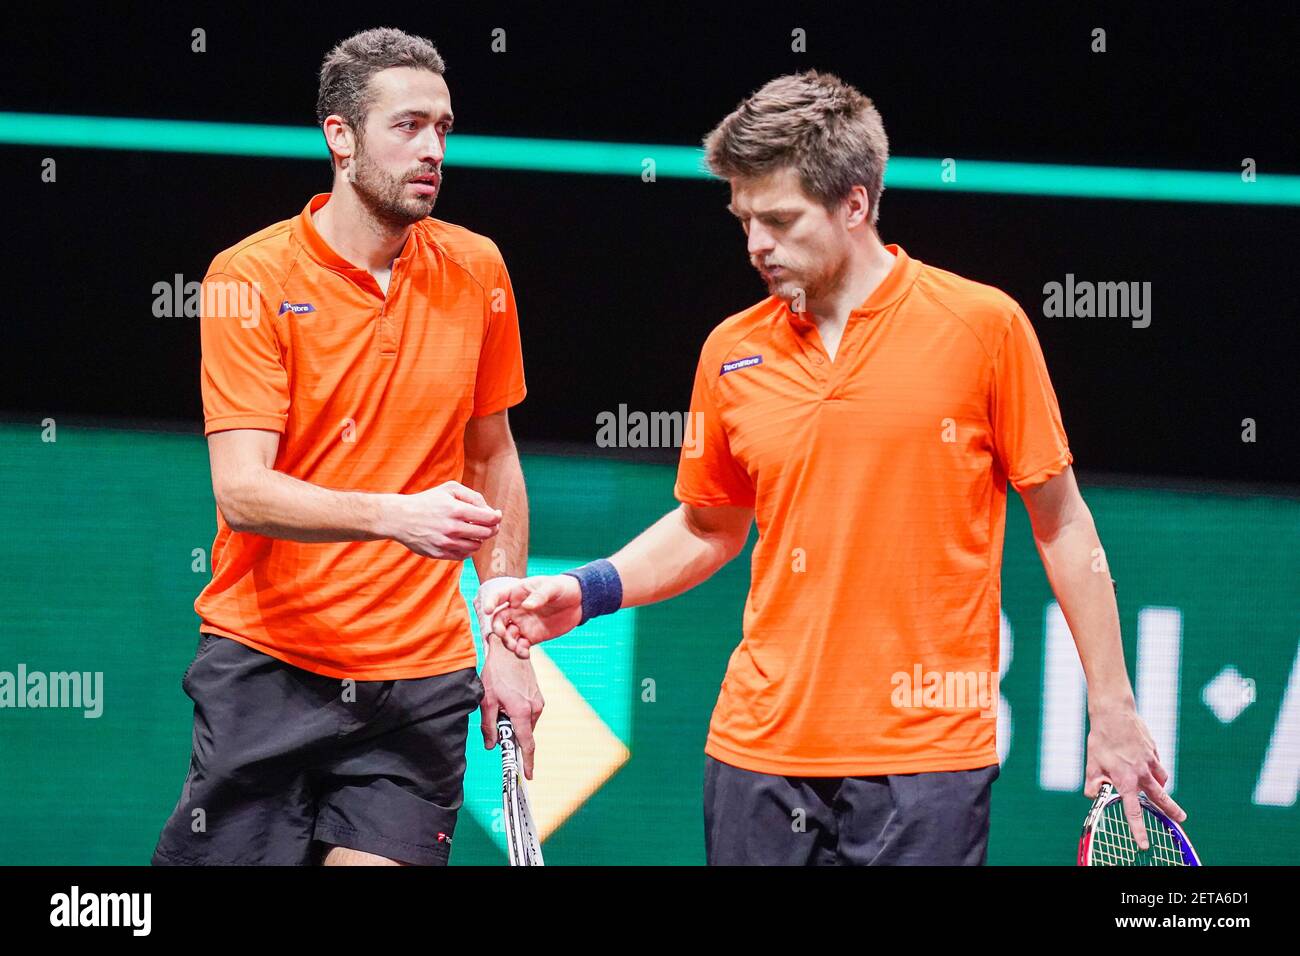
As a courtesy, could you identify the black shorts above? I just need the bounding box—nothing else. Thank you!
[152,632,484,866]
[703,755,999,865]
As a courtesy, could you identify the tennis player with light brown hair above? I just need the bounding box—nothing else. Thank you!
[478,71,1182,865]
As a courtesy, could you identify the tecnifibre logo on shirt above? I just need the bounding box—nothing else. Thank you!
[720,355,763,376]
[278,300,317,315]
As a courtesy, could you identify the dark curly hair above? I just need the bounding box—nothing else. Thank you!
[316,27,446,169]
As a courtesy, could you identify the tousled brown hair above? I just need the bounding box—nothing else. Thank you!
[704,71,889,226]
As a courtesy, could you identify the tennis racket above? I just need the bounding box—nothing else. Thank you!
[497,714,544,866]
[1077,782,1200,866]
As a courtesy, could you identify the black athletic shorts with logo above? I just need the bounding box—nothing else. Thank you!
[703,754,1000,865]
[152,632,484,866]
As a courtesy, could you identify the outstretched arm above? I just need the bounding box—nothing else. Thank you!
[612,502,755,607]
[482,503,753,656]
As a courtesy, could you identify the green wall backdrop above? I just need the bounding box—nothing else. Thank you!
[0,423,1296,864]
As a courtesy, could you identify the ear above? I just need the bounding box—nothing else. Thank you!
[321,114,358,168]
[843,184,872,229]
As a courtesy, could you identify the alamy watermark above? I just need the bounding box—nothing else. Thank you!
[596,404,704,458]
[152,274,263,327]
[1043,274,1151,328]
[890,664,999,718]
[1,664,103,718]
[49,886,150,935]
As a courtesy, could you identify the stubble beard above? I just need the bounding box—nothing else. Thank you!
[350,143,440,229]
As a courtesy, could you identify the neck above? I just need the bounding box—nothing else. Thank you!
[312,181,412,271]
[806,231,896,326]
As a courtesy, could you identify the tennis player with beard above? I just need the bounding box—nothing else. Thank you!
[153,28,542,866]
[477,71,1184,865]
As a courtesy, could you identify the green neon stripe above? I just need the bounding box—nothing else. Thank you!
[2,111,1297,206]
[1,112,326,159]
[884,157,1295,206]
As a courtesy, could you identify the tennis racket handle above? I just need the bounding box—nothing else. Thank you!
[497,714,520,773]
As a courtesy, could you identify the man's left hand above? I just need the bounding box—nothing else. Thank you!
[475,578,545,777]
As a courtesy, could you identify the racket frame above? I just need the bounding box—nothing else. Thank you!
[1077,782,1201,866]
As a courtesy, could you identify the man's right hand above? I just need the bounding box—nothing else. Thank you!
[382,481,501,561]
[485,575,584,658]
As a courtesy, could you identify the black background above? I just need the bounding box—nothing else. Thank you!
[3,0,1296,483]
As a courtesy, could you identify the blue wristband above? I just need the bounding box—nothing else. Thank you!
[562,559,623,625]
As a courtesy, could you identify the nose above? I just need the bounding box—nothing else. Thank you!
[416,126,445,168]
[747,221,774,259]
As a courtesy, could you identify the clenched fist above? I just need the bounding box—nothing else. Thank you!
[381,481,501,561]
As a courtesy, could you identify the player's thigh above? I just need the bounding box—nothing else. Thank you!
[703,755,839,865]
[836,763,1000,865]
[152,634,339,866]
[320,845,409,866]
[313,667,484,866]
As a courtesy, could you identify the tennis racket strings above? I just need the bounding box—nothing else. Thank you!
[1078,782,1200,866]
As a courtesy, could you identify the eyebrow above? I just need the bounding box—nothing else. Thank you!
[388,108,454,125]
[726,204,798,219]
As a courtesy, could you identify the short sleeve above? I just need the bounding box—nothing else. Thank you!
[199,270,290,435]
[992,306,1073,490]
[673,353,756,508]
[472,253,527,417]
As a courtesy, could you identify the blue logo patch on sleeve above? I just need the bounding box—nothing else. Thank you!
[278,301,317,315]
[719,355,763,376]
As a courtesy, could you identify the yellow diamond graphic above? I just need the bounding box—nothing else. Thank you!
[524,647,630,839]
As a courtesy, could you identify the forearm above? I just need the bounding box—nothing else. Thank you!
[465,447,529,581]
[608,505,740,608]
[1034,511,1135,711]
[219,467,392,542]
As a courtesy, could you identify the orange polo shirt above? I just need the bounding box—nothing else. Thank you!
[194,192,526,680]
[675,245,1072,775]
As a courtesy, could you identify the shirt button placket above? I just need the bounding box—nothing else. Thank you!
[810,349,831,397]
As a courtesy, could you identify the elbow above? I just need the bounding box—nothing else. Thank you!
[709,528,749,569]
[1033,512,1094,550]
[214,476,256,533]
[216,494,249,533]
[679,504,751,567]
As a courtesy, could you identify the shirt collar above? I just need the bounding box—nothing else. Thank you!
[783,243,920,329]
[293,192,420,275]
